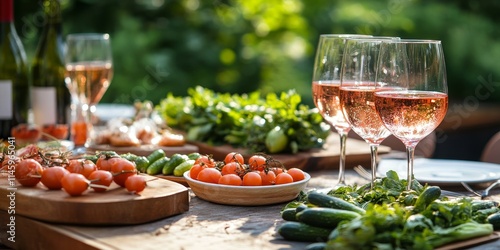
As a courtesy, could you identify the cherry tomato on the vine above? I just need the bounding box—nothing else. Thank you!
[66,159,97,178]
[197,168,222,184]
[195,155,216,168]
[41,166,69,190]
[88,170,113,192]
[275,172,293,185]
[218,174,242,186]
[259,170,276,185]
[110,158,137,187]
[248,155,266,171]
[221,162,243,176]
[190,164,206,179]
[15,159,44,187]
[270,167,284,176]
[96,153,119,171]
[125,175,147,193]
[242,171,262,186]
[224,152,244,165]
[61,173,89,196]
[287,168,305,182]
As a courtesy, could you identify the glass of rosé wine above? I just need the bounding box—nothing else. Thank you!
[311,34,372,190]
[339,37,399,189]
[374,39,448,190]
[65,33,113,147]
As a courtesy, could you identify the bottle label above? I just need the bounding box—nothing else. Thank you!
[31,86,57,125]
[0,80,13,119]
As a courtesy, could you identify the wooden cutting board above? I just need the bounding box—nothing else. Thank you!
[192,133,391,171]
[0,175,189,226]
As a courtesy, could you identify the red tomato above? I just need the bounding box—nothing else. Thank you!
[96,154,119,171]
[259,170,276,185]
[275,172,293,185]
[197,168,222,184]
[242,171,262,186]
[189,164,206,179]
[224,152,244,165]
[61,173,89,196]
[88,170,113,192]
[287,168,305,182]
[195,155,216,168]
[110,158,137,187]
[125,175,147,193]
[41,166,70,190]
[66,159,97,178]
[218,174,242,186]
[248,155,267,171]
[221,162,243,176]
[15,159,44,187]
[270,167,285,176]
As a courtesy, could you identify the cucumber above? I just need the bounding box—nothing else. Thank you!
[134,156,150,173]
[277,221,331,242]
[487,212,500,230]
[120,153,138,162]
[187,152,201,160]
[162,154,189,175]
[173,159,195,177]
[281,208,298,221]
[296,207,361,229]
[472,200,499,211]
[146,157,169,175]
[306,191,365,215]
[296,203,309,213]
[146,149,166,164]
[413,186,441,212]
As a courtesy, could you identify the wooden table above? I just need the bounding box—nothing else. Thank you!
[1,169,500,250]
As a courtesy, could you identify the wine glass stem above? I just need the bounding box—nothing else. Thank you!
[337,132,348,186]
[406,145,416,190]
[369,144,379,190]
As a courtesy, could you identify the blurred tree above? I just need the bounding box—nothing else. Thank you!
[13,0,500,108]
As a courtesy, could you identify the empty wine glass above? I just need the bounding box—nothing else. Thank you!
[374,39,448,190]
[65,33,113,146]
[311,34,372,190]
[339,37,399,189]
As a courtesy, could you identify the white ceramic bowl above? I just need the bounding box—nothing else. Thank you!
[183,170,311,206]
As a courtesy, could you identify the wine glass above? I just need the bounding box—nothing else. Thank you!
[374,39,448,190]
[312,34,372,190]
[65,33,113,146]
[339,37,399,189]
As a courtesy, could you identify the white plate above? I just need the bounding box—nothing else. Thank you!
[377,158,500,185]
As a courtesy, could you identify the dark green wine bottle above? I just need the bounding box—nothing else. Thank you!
[31,0,70,139]
[0,0,30,139]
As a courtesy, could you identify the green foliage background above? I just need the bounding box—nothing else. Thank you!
[14,0,500,107]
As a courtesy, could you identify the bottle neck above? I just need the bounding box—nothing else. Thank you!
[42,0,62,25]
[0,0,14,22]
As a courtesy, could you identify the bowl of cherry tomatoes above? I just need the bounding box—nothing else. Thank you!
[183,152,311,206]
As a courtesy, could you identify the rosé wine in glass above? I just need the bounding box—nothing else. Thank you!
[374,39,448,190]
[311,34,372,190]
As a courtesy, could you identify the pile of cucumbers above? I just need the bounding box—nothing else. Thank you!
[142,149,200,176]
[277,191,365,245]
[89,149,200,177]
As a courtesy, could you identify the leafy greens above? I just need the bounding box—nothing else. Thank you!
[155,86,330,154]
